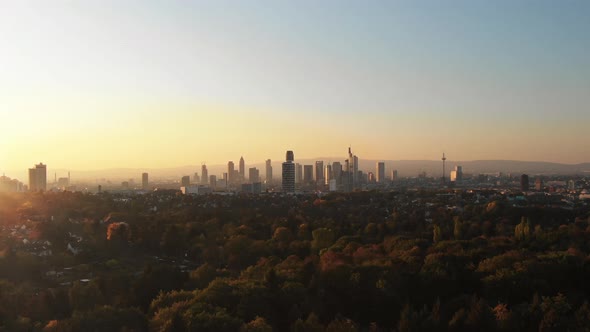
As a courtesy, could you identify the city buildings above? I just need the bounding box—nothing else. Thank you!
[295,163,303,184]
[282,150,295,193]
[28,163,47,192]
[315,161,324,185]
[332,162,342,185]
[265,159,272,183]
[521,174,530,191]
[450,166,463,183]
[376,162,385,183]
[181,175,191,187]
[324,164,332,185]
[303,165,313,184]
[249,167,260,183]
[228,161,235,184]
[201,165,208,185]
[142,172,149,190]
[239,157,245,183]
[209,175,217,190]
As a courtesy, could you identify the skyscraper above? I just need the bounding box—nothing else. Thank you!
[239,156,245,182]
[391,169,398,181]
[324,164,332,185]
[181,176,190,187]
[315,161,324,185]
[376,162,385,183]
[228,161,235,184]
[520,174,530,191]
[303,165,313,184]
[142,172,149,190]
[535,177,544,191]
[295,163,303,184]
[332,162,342,184]
[282,150,295,193]
[209,175,217,190]
[450,166,463,182]
[28,163,47,192]
[249,167,260,183]
[265,159,272,183]
[201,165,208,185]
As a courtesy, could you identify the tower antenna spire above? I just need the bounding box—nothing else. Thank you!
[441,152,447,185]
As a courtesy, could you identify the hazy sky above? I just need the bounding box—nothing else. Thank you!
[1,0,589,174]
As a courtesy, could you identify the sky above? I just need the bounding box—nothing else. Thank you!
[1,0,589,175]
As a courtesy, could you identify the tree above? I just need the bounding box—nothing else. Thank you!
[240,316,273,332]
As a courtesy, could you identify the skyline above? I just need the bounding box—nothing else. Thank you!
[1,0,590,171]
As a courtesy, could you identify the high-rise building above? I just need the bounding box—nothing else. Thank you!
[450,166,463,182]
[347,147,359,190]
[142,172,149,189]
[249,167,260,183]
[228,161,235,184]
[282,150,295,193]
[520,174,530,191]
[315,161,324,184]
[391,169,398,181]
[193,172,200,184]
[181,176,191,187]
[28,163,47,192]
[368,172,375,183]
[265,159,272,182]
[239,157,245,182]
[209,175,217,190]
[324,164,332,185]
[376,162,385,183]
[201,165,208,185]
[303,165,313,184]
[332,162,342,184]
[295,163,303,184]
[535,177,544,191]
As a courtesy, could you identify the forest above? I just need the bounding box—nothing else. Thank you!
[0,189,589,331]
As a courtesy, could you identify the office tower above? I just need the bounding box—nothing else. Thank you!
[391,169,398,181]
[282,150,295,192]
[368,172,375,183]
[303,165,313,184]
[535,177,544,191]
[239,156,245,182]
[295,163,303,184]
[222,173,228,189]
[520,174,529,191]
[347,147,359,189]
[249,167,260,183]
[315,161,324,185]
[201,165,208,185]
[142,172,149,189]
[450,166,463,182]
[210,175,217,190]
[332,162,342,184]
[376,162,385,183]
[193,172,200,184]
[228,161,235,184]
[28,163,47,192]
[324,164,332,185]
[265,159,272,182]
[181,176,190,187]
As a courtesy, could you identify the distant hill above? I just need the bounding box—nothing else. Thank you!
[32,159,590,182]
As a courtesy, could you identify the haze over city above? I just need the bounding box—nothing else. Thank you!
[1,0,589,175]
